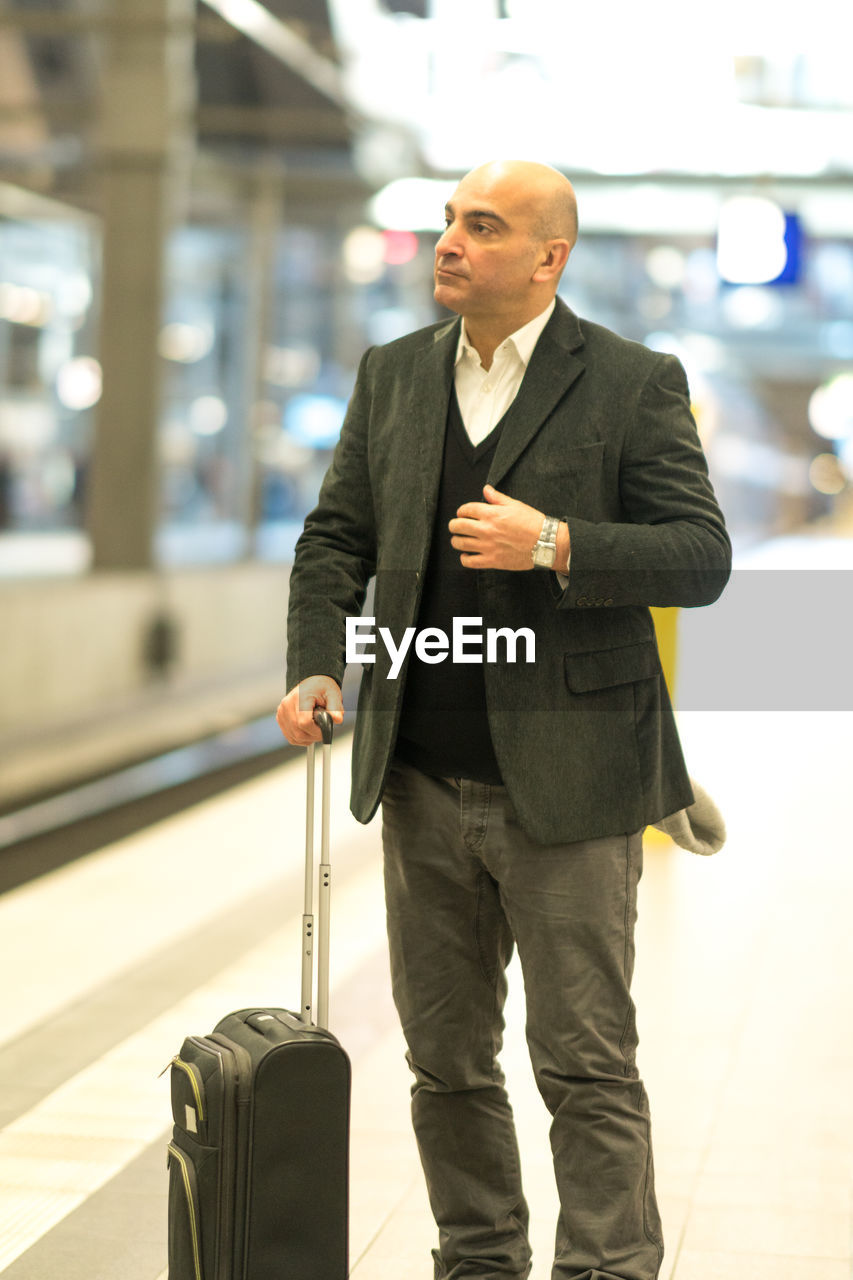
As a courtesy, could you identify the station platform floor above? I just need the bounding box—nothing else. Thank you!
[1,702,851,1280]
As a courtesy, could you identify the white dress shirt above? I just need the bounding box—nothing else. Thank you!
[452,298,568,576]
[453,299,555,446]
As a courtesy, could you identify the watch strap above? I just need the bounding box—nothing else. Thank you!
[531,515,560,567]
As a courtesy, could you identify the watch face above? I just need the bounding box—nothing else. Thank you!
[533,543,556,567]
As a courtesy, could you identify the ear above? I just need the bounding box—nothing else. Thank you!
[532,239,571,284]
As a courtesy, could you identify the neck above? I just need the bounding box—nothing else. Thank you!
[462,297,553,371]
[464,324,499,370]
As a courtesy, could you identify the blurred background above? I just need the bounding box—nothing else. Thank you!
[1,0,853,806]
[1,10,853,1278]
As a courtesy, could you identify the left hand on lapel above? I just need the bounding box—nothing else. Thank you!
[450,485,543,571]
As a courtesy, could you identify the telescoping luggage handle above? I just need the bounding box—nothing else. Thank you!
[303,708,334,1030]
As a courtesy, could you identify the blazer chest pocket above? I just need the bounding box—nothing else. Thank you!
[564,640,661,693]
[518,441,605,516]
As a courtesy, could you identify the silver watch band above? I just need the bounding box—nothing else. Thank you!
[531,515,560,567]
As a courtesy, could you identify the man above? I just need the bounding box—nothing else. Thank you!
[277,160,730,1280]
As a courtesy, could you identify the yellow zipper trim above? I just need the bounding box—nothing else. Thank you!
[172,1056,205,1122]
[168,1142,203,1280]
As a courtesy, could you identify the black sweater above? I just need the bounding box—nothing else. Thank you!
[394,388,504,783]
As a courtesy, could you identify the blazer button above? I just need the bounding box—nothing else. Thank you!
[603,598,614,607]
[576,595,589,607]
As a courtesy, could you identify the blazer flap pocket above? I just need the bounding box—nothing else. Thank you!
[565,640,661,693]
[524,440,605,482]
[565,440,605,458]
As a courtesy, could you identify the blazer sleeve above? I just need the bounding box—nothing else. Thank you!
[286,347,378,689]
[559,353,731,609]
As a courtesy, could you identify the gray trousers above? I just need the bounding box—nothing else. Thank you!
[380,760,663,1280]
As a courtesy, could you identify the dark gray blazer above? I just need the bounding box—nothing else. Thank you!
[286,298,731,844]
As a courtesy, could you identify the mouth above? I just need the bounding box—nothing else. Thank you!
[435,267,466,280]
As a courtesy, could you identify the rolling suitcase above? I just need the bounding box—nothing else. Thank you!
[166,710,350,1280]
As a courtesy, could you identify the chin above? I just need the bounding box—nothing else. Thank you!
[434,283,462,313]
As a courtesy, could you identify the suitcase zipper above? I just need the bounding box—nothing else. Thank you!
[167,1141,203,1280]
[170,1055,205,1123]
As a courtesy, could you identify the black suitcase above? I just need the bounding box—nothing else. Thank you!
[165,711,350,1280]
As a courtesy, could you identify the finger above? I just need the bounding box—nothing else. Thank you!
[288,728,316,745]
[449,521,483,541]
[276,709,316,745]
[297,678,343,723]
[483,485,513,504]
[459,552,487,568]
[454,502,490,521]
[295,703,326,736]
[316,690,345,722]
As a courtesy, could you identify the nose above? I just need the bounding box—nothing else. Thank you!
[435,220,462,261]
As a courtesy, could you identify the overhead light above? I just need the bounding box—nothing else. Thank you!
[159,322,215,363]
[369,178,452,232]
[189,395,228,436]
[716,196,788,285]
[644,247,687,290]
[284,394,347,449]
[809,374,853,442]
[0,282,52,326]
[342,227,386,284]
[722,286,783,329]
[56,357,102,410]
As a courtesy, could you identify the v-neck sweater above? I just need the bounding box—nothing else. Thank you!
[394,387,504,783]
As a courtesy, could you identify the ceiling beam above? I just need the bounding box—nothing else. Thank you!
[0,3,356,115]
[199,0,355,115]
[0,10,196,34]
[198,102,350,141]
[0,100,349,142]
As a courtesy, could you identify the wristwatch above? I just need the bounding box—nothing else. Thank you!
[531,515,560,568]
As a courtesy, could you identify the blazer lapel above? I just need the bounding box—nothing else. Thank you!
[410,317,458,529]
[487,300,586,489]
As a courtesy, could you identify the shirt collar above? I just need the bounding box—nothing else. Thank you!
[455,298,556,369]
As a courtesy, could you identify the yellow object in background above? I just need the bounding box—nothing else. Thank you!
[646,607,679,848]
[650,606,678,699]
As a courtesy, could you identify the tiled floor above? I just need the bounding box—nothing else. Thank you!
[0,711,851,1278]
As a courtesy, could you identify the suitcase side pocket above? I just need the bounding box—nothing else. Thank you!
[170,1055,208,1144]
[167,1141,204,1280]
[169,1036,241,1279]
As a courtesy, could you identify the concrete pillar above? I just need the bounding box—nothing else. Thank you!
[87,0,195,569]
[240,167,285,544]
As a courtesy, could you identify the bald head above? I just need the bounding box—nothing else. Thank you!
[460,160,579,254]
[434,159,578,350]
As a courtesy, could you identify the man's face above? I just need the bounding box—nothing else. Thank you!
[433,169,544,323]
